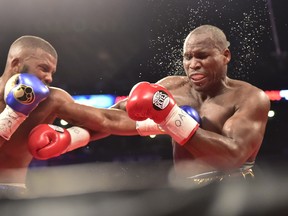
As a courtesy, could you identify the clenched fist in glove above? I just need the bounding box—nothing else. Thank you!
[0,73,49,140]
[126,82,200,145]
[28,124,90,160]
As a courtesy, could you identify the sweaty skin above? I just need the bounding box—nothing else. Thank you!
[0,37,137,185]
[157,75,269,177]
[115,25,270,178]
[0,26,270,185]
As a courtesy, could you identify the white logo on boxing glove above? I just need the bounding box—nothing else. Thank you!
[153,90,170,110]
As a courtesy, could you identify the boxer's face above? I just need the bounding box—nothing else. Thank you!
[20,48,57,86]
[183,33,228,91]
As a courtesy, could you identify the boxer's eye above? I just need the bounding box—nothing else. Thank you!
[39,65,49,72]
[183,54,192,61]
[194,52,208,60]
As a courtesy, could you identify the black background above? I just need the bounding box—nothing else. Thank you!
[0,0,287,168]
[1,1,288,215]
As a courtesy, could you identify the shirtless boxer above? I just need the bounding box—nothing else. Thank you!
[122,24,270,183]
[0,35,137,197]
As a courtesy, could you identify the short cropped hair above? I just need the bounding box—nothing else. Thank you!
[185,25,230,50]
[9,35,58,59]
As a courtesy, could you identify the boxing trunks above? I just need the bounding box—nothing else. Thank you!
[187,161,255,185]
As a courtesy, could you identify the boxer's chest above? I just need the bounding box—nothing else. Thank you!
[176,93,236,133]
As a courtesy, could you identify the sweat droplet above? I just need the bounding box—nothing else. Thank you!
[146,0,270,80]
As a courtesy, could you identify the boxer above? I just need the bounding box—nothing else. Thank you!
[0,35,138,197]
[116,25,270,184]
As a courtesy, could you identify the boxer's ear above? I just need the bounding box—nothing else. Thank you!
[11,58,20,73]
[223,49,231,64]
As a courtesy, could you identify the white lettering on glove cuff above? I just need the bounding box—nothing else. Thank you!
[65,126,91,152]
[0,106,26,140]
[136,118,166,136]
[160,105,199,145]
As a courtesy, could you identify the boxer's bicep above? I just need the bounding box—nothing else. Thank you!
[222,96,269,157]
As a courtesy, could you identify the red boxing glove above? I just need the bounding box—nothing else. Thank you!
[28,124,91,160]
[28,124,71,160]
[127,82,176,123]
[127,82,199,145]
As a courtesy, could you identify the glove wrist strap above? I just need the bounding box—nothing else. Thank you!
[0,106,26,140]
[64,127,90,153]
[160,105,199,145]
[136,118,165,136]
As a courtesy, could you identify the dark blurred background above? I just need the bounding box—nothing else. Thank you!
[0,0,288,181]
[1,0,288,215]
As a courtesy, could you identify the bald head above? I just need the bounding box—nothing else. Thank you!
[184,25,230,51]
[8,35,58,60]
[3,35,58,79]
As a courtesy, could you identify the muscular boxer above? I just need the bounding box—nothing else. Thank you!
[0,35,137,197]
[116,25,270,183]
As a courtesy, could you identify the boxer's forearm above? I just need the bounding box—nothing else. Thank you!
[57,101,138,136]
[105,109,139,135]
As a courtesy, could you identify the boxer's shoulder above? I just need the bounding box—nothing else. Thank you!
[229,79,270,109]
[157,75,188,89]
[230,77,255,86]
[229,78,265,96]
[47,87,73,99]
[42,86,74,108]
